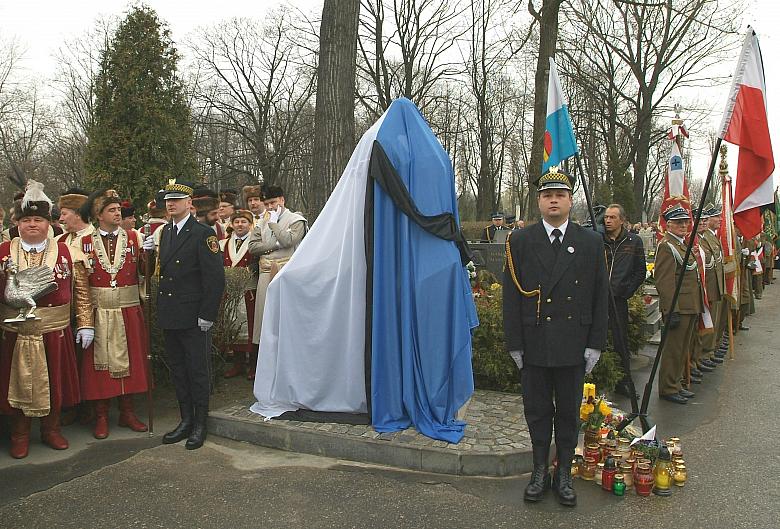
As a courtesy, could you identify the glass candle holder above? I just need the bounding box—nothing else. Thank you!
[602,456,617,491]
[580,457,596,481]
[613,474,626,496]
[584,443,601,464]
[653,447,674,496]
[620,462,634,488]
[673,464,687,487]
[634,463,654,496]
[595,462,604,486]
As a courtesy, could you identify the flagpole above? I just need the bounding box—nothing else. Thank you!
[574,153,648,433]
[637,137,724,422]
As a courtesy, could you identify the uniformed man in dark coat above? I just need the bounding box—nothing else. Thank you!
[482,212,508,242]
[503,168,609,507]
[144,179,225,450]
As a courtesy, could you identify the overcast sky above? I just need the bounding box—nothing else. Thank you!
[0,0,778,190]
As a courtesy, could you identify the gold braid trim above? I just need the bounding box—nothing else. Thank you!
[505,231,542,323]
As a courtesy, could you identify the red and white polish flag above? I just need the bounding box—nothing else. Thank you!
[719,27,775,240]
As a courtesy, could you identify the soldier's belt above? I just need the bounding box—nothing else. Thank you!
[259,257,291,273]
[90,285,141,309]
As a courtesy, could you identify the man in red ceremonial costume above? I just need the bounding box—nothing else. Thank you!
[0,180,94,458]
[77,190,150,439]
[220,210,258,380]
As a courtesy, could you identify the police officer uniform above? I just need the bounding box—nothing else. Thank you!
[503,169,609,506]
[156,179,225,450]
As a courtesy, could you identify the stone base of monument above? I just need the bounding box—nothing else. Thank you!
[208,390,533,477]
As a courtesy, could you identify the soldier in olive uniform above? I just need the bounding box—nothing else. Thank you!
[698,204,726,367]
[654,205,703,404]
[503,169,609,507]
[143,179,225,450]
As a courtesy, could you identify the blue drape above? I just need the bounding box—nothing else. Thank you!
[370,98,478,443]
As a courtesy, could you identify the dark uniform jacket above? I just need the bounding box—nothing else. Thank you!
[157,216,225,329]
[482,224,507,242]
[654,233,703,315]
[603,227,646,299]
[503,221,609,367]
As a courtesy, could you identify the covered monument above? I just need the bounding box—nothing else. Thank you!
[251,98,478,443]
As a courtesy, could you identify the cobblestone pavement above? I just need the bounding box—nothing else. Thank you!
[217,389,531,453]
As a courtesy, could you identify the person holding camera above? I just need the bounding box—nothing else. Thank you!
[654,204,703,405]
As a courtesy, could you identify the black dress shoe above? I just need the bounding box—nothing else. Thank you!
[710,356,724,364]
[162,403,193,444]
[552,468,577,507]
[714,349,727,358]
[690,367,704,377]
[678,388,695,398]
[660,393,688,404]
[701,359,718,369]
[697,363,715,373]
[689,376,702,384]
[739,324,750,331]
[524,464,550,502]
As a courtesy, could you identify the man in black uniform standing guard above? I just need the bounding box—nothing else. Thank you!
[503,168,609,506]
[144,179,225,450]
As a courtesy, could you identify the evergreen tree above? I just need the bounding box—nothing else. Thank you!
[86,6,195,207]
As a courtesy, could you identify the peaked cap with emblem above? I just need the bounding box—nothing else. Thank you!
[699,202,722,218]
[490,212,504,220]
[163,178,194,200]
[534,167,574,192]
[662,204,691,222]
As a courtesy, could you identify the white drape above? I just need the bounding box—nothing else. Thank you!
[250,112,387,417]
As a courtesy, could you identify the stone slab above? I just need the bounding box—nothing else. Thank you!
[208,390,533,477]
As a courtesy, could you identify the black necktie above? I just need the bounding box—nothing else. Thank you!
[551,228,562,255]
[235,238,243,251]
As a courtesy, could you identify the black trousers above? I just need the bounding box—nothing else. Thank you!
[608,296,633,382]
[521,364,584,456]
[163,328,212,409]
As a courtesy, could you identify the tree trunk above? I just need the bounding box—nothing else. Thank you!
[311,0,360,219]
[632,101,653,221]
[527,0,562,220]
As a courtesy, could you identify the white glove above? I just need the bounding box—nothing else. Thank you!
[268,207,280,224]
[76,328,95,349]
[584,348,601,374]
[509,350,523,370]
[741,248,750,256]
[142,235,155,251]
[198,318,213,332]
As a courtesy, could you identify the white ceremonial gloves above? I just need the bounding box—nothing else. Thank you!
[509,350,523,371]
[741,248,750,256]
[76,328,95,349]
[198,318,214,332]
[267,207,281,224]
[142,235,155,251]
[584,348,601,374]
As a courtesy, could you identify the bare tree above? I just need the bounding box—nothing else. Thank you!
[357,0,469,117]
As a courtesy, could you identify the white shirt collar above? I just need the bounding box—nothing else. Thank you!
[21,239,47,253]
[174,216,190,232]
[233,233,249,241]
[541,218,569,243]
[99,228,120,237]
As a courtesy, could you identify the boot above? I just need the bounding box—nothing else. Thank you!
[552,464,577,507]
[523,446,550,502]
[185,405,208,450]
[93,399,110,439]
[10,415,32,459]
[60,407,78,427]
[118,395,148,432]
[162,401,193,444]
[247,348,258,381]
[223,352,245,379]
[40,410,69,450]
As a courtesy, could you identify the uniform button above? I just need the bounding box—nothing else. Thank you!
[168,293,172,297]
[567,315,572,320]
[175,260,180,264]
[575,280,579,285]
[567,296,572,301]
[546,298,552,303]
[160,275,164,279]
[546,316,551,322]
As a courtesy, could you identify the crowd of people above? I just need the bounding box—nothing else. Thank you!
[0,178,306,459]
